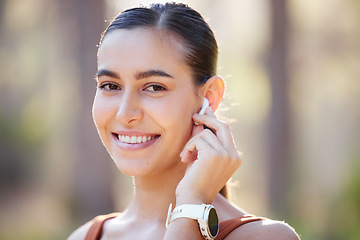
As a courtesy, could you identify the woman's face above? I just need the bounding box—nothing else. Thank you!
[93,27,202,176]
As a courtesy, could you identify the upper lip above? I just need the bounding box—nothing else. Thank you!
[112,130,158,137]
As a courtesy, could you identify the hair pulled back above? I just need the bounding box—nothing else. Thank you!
[99,2,218,86]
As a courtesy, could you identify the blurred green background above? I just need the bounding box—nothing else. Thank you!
[0,0,359,239]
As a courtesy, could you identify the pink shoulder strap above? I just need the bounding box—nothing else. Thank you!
[84,213,119,240]
[84,213,264,240]
[215,215,266,240]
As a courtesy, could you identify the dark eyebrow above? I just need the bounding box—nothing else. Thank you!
[96,69,120,79]
[96,69,174,80]
[135,70,174,80]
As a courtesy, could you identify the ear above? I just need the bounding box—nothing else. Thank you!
[201,75,225,112]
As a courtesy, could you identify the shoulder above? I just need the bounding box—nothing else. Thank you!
[67,213,121,240]
[67,221,93,240]
[213,195,300,239]
[224,218,300,240]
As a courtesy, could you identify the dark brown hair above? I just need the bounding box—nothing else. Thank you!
[99,2,218,86]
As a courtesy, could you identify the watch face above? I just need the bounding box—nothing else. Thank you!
[208,207,219,237]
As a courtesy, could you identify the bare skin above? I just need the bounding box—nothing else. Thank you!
[68,27,300,240]
[69,194,299,240]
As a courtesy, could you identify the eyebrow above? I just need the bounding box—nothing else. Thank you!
[96,69,174,80]
[96,69,120,79]
[135,70,174,80]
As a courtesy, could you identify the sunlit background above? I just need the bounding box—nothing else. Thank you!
[0,0,359,239]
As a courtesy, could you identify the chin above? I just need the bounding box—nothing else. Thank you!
[111,151,184,178]
[111,157,152,176]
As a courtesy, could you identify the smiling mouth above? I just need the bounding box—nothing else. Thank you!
[113,133,160,144]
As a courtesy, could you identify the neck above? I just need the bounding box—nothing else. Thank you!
[123,163,187,222]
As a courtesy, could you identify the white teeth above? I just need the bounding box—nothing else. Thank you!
[117,134,155,144]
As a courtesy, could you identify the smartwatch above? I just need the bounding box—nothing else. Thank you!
[166,203,219,240]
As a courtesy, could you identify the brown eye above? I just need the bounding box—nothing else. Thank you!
[145,84,166,92]
[99,83,121,91]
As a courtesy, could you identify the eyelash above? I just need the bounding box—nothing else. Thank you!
[144,83,167,92]
[98,82,167,93]
[98,83,121,91]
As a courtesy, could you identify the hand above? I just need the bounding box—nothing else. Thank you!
[175,107,242,205]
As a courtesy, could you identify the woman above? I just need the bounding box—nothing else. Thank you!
[68,2,300,240]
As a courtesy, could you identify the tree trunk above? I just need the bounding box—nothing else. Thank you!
[55,0,114,221]
[266,0,291,217]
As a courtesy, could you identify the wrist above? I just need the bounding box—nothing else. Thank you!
[175,190,210,206]
[175,195,204,206]
[166,203,219,240]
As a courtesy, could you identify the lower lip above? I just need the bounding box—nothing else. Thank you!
[112,134,160,151]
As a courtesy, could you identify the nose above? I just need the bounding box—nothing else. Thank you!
[116,91,143,125]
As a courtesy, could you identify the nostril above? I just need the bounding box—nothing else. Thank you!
[115,97,143,124]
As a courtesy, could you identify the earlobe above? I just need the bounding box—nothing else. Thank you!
[202,75,225,112]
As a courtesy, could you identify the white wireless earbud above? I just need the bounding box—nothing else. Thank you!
[198,98,209,115]
[196,97,215,133]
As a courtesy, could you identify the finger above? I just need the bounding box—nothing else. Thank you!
[181,133,226,163]
[192,107,216,132]
[191,122,204,138]
[181,136,210,163]
[192,128,225,152]
[181,150,198,163]
[193,110,237,153]
[183,127,225,155]
[202,124,215,134]
[180,119,209,161]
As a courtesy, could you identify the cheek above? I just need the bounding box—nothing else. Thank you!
[145,97,196,133]
[92,95,113,132]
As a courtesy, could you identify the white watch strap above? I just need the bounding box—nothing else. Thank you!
[171,204,206,221]
[166,203,217,240]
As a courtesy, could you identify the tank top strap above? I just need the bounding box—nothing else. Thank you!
[84,213,120,240]
[84,213,264,240]
[215,215,266,240]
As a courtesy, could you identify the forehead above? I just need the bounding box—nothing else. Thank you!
[98,27,187,70]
